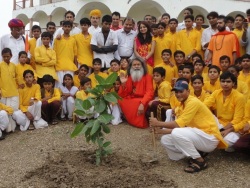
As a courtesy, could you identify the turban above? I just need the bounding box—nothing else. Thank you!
[89,9,102,18]
[8,18,24,28]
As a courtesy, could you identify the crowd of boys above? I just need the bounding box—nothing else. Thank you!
[0,7,250,173]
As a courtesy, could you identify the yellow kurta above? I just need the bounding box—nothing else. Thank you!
[28,38,37,69]
[204,89,245,127]
[44,88,61,103]
[34,45,58,80]
[238,71,250,83]
[170,92,180,109]
[0,102,14,114]
[165,31,178,62]
[76,90,92,101]
[74,33,93,67]
[153,35,171,66]
[155,80,171,104]
[19,84,41,112]
[73,75,81,89]
[233,28,246,56]
[233,100,250,132]
[0,61,18,97]
[194,72,209,82]
[190,89,210,102]
[16,63,37,86]
[88,72,108,88]
[53,35,78,71]
[236,80,249,100]
[203,80,221,94]
[155,63,178,83]
[176,29,201,57]
[175,95,227,149]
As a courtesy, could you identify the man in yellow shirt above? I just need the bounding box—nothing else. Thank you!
[165,18,178,62]
[176,15,201,62]
[150,78,227,173]
[233,14,246,56]
[28,25,41,69]
[204,71,245,151]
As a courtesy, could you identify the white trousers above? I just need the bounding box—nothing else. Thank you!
[55,71,74,88]
[12,101,48,131]
[165,109,175,122]
[1,96,19,132]
[108,104,122,125]
[161,127,219,161]
[0,110,9,131]
[61,96,75,119]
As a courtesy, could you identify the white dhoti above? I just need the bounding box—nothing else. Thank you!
[12,101,48,131]
[108,104,122,125]
[61,96,75,119]
[55,71,74,88]
[161,127,219,161]
[165,109,175,122]
[1,96,19,132]
[0,110,9,131]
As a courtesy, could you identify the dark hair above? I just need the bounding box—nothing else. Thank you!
[79,64,89,71]
[102,15,112,23]
[207,11,219,19]
[18,51,27,58]
[123,17,135,25]
[219,55,231,63]
[137,21,152,45]
[220,71,237,85]
[235,14,245,20]
[192,53,202,60]
[161,13,170,19]
[228,65,240,73]
[23,69,34,78]
[184,15,194,21]
[161,49,172,56]
[208,65,221,74]
[144,15,151,20]
[42,74,54,83]
[92,58,102,65]
[64,10,75,18]
[31,25,41,32]
[127,58,147,76]
[80,77,91,86]
[80,17,91,26]
[194,59,205,67]
[153,67,165,77]
[112,11,120,18]
[169,18,178,24]
[63,21,73,27]
[195,14,204,21]
[41,31,52,39]
[191,74,204,84]
[60,20,64,26]
[151,16,156,22]
[1,48,12,56]
[241,54,250,60]
[176,77,189,83]
[151,24,158,29]
[184,7,193,15]
[110,59,120,66]
[226,16,235,23]
[178,64,185,71]
[62,73,74,86]
[174,50,185,57]
[158,22,166,29]
[218,15,227,23]
[234,57,242,65]
[247,9,250,15]
[183,64,194,74]
[46,21,56,28]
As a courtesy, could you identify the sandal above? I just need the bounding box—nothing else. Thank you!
[188,151,209,164]
[28,123,35,130]
[184,159,207,173]
[60,117,67,121]
[51,119,58,125]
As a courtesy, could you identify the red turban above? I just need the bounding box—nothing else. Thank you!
[8,19,24,28]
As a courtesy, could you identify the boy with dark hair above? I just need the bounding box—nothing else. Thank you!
[219,55,231,73]
[111,11,122,31]
[190,75,210,102]
[203,65,221,94]
[233,14,246,56]
[174,50,185,67]
[151,24,158,38]
[74,17,93,68]
[54,21,78,87]
[73,64,89,89]
[204,71,245,151]
[225,16,235,31]
[29,25,41,69]
[238,54,250,83]
[166,18,178,62]
[195,15,205,34]
[194,59,209,81]
[41,74,61,124]
[109,59,121,75]
[36,21,56,48]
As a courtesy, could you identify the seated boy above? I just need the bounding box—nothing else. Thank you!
[193,59,209,82]
[174,50,185,68]
[0,102,14,140]
[204,72,245,151]
[146,67,171,121]
[219,55,231,73]
[41,74,61,125]
[203,65,221,94]
[12,70,48,131]
[73,64,89,89]
[182,64,194,92]
[108,59,121,75]
[190,75,210,102]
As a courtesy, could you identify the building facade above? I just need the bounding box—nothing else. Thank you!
[13,0,249,30]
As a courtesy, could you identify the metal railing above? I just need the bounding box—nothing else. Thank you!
[40,0,67,5]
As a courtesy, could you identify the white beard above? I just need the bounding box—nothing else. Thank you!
[130,68,144,82]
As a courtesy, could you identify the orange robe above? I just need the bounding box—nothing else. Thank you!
[118,74,154,128]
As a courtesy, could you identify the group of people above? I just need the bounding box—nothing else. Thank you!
[1,6,250,173]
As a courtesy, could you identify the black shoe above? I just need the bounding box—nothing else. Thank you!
[0,130,6,140]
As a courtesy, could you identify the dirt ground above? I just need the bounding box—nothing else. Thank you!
[0,121,250,188]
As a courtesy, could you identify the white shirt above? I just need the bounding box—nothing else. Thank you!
[114,28,137,60]
[54,27,81,37]
[91,29,118,68]
[0,34,25,64]
[177,21,196,31]
[88,25,101,35]
[59,85,78,96]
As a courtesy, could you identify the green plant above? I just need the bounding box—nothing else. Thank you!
[71,72,120,165]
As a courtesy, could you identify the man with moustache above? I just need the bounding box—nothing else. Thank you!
[206,15,240,68]
[118,58,154,128]
[88,9,102,35]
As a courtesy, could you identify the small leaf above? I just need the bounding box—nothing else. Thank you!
[74,109,86,116]
[82,99,92,110]
[110,91,122,100]
[97,138,103,147]
[95,74,106,85]
[91,134,97,143]
[75,98,85,111]
[70,122,85,138]
[87,98,96,106]
[105,72,118,84]
[90,120,100,135]
[103,141,111,148]
[96,155,101,165]
[104,93,117,103]
[104,148,112,155]
[95,85,105,92]
[102,124,110,134]
[98,113,114,124]
[94,99,106,113]
[87,87,100,96]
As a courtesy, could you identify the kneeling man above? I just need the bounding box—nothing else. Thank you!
[150,78,227,173]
